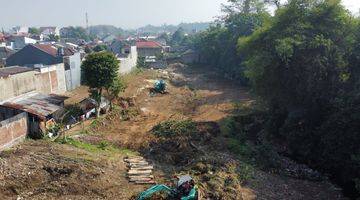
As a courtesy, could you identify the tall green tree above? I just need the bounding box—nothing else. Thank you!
[81,52,119,117]
[193,0,270,84]
[239,0,360,196]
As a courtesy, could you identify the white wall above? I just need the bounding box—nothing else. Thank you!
[65,52,81,91]
[118,46,138,74]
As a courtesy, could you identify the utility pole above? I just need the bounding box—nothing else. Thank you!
[86,12,89,34]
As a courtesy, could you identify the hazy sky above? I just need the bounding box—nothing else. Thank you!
[0,0,359,30]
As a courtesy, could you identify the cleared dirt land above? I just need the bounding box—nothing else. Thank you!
[0,64,347,199]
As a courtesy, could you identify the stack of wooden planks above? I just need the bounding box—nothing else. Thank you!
[124,156,155,184]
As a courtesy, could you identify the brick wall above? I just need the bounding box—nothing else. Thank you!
[0,112,28,151]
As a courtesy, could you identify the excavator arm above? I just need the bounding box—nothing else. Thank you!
[137,184,174,200]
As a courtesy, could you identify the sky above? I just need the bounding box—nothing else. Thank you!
[0,0,359,30]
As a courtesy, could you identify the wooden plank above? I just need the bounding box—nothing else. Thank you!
[124,158,146,162]
[128,170,152,175]
[127,161,149,166]
[128,175,154,179]
[129,177,154,182]
[134,181,156,184]
[130,166,154,170]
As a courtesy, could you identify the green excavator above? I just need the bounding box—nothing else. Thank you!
[137,175,198,200]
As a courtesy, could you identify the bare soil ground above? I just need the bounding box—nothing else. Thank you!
[0,64,347,199]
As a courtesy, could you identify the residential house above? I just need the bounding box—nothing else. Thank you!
[0,92,67,138]
[8,35,37,50]
[10,26,29,35]
[0,33,5,43]
[40,27,60,37]
[6,44,82,92]
[0,47,15,66]
[136,40,163,57]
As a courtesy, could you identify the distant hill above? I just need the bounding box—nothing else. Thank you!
[86,22,212,39]
[136,22,211,35]
[88,25,125,38]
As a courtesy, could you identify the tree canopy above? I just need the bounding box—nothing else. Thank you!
[191,0,360,197]
[81,52,119,116]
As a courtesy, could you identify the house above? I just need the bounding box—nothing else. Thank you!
[63,52,82,90]
[39,27,60,37]
[0,33,5,43]
[136,40,163,57]
[10,26,29,35]
[8,36,37,50]
[0,92,67,138]
[109,40,127,55]
[118,46,138,74]
[6,44,82,91]
[0,47,15,66]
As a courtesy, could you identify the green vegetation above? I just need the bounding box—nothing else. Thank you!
[93,44,108,52]
[192,0,360,197]
[60,26,94,41]
[28,27,40,35]
[55,136,137,156]
[81,52,119,117]
[190,0,271,84]
[152,120,197,137]
[106,77,127,109]
[136,56,148,68]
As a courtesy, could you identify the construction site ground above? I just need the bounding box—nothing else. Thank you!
[0,64,346,199]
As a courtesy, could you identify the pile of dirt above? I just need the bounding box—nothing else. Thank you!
[0,140,145,199]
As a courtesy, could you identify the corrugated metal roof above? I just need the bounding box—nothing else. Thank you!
[1,92,68,120]
[0,66,33,78]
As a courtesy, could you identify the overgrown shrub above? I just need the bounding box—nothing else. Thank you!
[152,120,197,138]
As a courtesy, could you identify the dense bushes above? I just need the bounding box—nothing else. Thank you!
[237,0,360,197]
[152,120,197,138]
[191,2,270,84]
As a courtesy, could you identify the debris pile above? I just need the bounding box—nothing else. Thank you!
[124,156,155,184]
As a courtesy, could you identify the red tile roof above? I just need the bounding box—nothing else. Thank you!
[32,44,75,57]
[33,44,58,57]
[136,40,162,49]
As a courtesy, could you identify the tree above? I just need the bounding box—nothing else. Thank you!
[137,56,147,68]
[106,77,127,109]
[47,34,60,42]
[93,44,108,52]
[239,0,360,196]
[192,0,270,84]
[61,26,94,41]
[29,27,40,35]
[81,52,119,117]
[171,27,186,45]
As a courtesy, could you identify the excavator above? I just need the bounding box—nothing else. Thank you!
[137,175,198,200]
